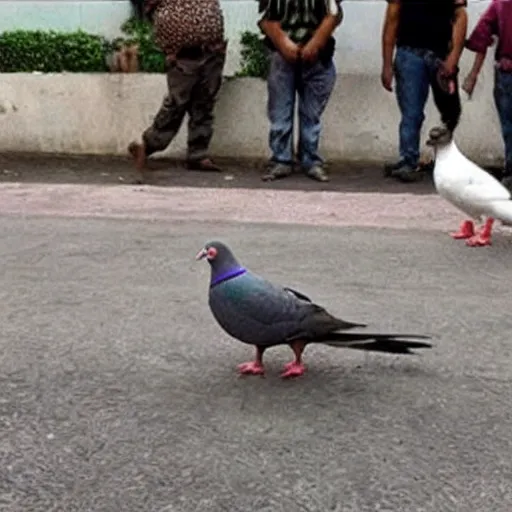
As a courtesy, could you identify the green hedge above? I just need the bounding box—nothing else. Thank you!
[236,31,270,79]
[0,22,268,78]
[0,30,108,72]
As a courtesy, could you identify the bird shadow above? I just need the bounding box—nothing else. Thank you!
[229,356,437,402]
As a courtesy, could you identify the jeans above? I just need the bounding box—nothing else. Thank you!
[267,51,336,170]
[393,46,462,167]
[494,69,512,174]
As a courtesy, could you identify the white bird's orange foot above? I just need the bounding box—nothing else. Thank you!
[451,220,475,239]
[466,233,492,247]
[465,218,494,247]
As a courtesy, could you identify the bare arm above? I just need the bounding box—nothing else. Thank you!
[381,1,400,70]
[462,51,486,97]
[461,0,497,96]
[257,0,287,49]
[468,51,486,78]
[258,0,300,62]
[446,6,468,67]
[259,20,288,49]
[308,2,344,51]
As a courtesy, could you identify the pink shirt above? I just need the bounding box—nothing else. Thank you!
[466,0,512,61]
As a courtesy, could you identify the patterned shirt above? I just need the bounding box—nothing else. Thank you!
[386,0,467,59]
[466,0,512,61]
[147,0,225,56]
[258,0,343,44]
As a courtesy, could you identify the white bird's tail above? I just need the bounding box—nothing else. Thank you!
[490,200,512,226]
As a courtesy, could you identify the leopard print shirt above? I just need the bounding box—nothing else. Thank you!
[152,0,225,56]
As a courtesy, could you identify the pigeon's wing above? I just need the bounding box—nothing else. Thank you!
[226,274,312,326]
[286,302,366,340]
[460,181,510,204]
[209,273,316,344]
[283,287,312,302]
[235,276,358,331]
[209,273,362,345]
[459,159,511,201]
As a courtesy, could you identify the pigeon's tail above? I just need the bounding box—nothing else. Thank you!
[489,200,512,226]
[317,332,432,355]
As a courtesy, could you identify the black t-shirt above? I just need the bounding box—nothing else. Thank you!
[388,0,467,58]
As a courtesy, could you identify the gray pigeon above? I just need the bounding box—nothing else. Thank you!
[196,241,432,378]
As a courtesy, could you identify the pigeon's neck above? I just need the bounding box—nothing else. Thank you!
[435,140,456,160]
[210,265,247,288]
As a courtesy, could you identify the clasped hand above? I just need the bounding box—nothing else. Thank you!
[279,37,322,64]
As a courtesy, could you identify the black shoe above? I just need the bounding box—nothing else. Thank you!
[395,164,424,183]
[383,160,408,178]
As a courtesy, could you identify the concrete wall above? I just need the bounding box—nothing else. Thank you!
[0,0,504,164]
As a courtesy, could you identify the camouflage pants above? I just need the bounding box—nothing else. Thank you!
[143,47,226,161]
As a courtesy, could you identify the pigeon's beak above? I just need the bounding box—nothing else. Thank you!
[195,248,208,260]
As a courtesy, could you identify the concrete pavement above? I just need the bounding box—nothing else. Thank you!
[1,175,512,511]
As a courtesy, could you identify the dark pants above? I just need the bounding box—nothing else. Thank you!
[494,68,512,174]
[394,46,462,167]
[143,46,226,160]
[267,51,336,170]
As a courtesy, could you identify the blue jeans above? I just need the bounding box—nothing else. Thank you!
[267,51,336,170]
[393,46,461,167]
[494,69,512,173]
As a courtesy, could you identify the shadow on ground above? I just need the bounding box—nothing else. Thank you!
[0,153,483,195]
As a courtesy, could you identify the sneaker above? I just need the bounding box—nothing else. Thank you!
[306,165,329,182]
[261,163,293,181]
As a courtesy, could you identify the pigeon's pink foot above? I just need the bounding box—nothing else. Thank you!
[466,233,492,247]
[283,360,308,371]
[465,218,494,247]
[238,361,265,376]
[283,360,295,370]
[451,220,475,239]
[281,362,306,379]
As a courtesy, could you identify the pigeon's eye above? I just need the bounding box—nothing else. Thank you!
[206,247,217,259]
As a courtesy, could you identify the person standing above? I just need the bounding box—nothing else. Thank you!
[258,0,344,182]
[128,0,227,175]
[380,0,468,183]
[463,0,512,190]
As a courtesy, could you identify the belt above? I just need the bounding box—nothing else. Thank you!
[400,46,444,68]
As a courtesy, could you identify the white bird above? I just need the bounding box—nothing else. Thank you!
[426,125,512,247]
